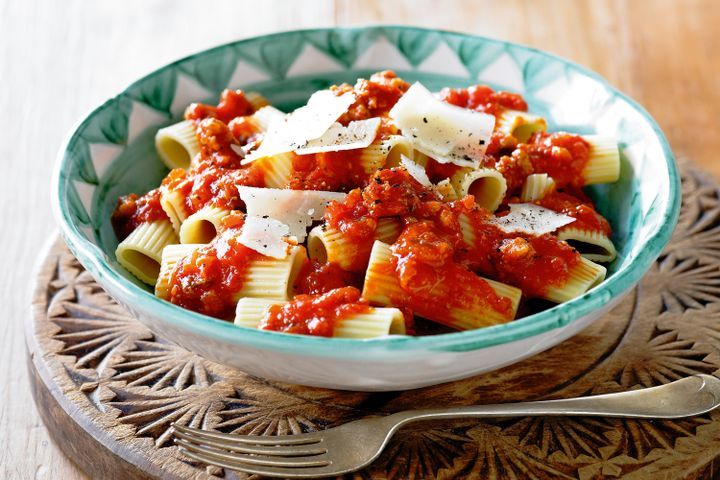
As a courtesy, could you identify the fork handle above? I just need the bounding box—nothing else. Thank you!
[389,374,720,426]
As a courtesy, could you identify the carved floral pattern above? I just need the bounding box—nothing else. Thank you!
[33,167,720,479]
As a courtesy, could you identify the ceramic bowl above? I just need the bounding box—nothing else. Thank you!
[53,26,679,391]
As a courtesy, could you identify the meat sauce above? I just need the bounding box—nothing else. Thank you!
[293,260,361,295]
[326,168,582,308]
[114,73,612,337]
[260,286,370,337]
[439,85,528,116]
[537,191,611,235]
[112,96,263,239]
[168,214,261,319]
[456,208,581,298]
[185,89,255,123]
[290,149,369,192]
[333,70,410,123]
[111,188,166,240]
[387,221,514,325]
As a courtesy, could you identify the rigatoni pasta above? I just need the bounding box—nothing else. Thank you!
[520,173,555,202]
[116,220,178,284]
[234,297,406,338]
[179,206,230,244]
[362,241,522,330]
[544,256,607,303]
[111,72,622,339]
[156,243,203,299]
[359,135,413,172]
[451,167,507,212]
[581,135,621,185]
[307,218,401,271]
[496,109,547,143]
[557,227,617,263]
[155,120,200,170]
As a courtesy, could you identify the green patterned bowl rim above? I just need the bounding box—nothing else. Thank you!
[53,26,680,356]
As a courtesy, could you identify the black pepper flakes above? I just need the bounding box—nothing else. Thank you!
[423,117,428,123]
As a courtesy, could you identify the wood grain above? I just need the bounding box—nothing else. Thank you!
[4,1,718,478]
[27,168,720,479]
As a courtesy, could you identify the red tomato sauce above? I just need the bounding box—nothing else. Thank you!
[185,89,255,123]
[537,191,611,236]
[485,130,520,157]
[194,117,245,169]
[387,221,513,327]
[228,116,262,145]
[325,168,435,248]
[326,168,582,303]
[168,222,262,319]
[439,85,528,116]
[456,207,581,297]
[492,132,592,194]
[526,132,591,189]
[494,150,534,193]
[113,72,613,336]
[289,149,369,191]
[424,157,464,183]
[293,259,361,295]
[111,188,167,240]
[259,286,371,336]
[161,162,264,216]
[333,71,410,123]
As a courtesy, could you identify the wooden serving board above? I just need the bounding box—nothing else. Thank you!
[28,164,720,480]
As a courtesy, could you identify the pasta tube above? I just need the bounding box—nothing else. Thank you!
[544,256,607,303]
[116,220,178,285]
[458,213,607,302]
[558,227,617,263]
[160,190,188,233]
[360,135,414,172]
[155,120,199,170]
[496,109,547,143]
[234,298,406,337]
[362,241,521,330]
[244,91,270,111]
[254,151,295,188]
[179,206,230,244]
[155,243,203,299]
[235,246,307,300]
[451,167,507,212]
[307,218,401,271]
[581,135,620,185]
[247,105,285,132]
[520,173,556,202]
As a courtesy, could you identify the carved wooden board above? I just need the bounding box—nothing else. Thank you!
[28,164,720,479]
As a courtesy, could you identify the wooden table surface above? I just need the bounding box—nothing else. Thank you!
[2,0,718,478]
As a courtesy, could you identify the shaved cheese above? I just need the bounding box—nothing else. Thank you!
[238,216,290,259]
[389,82,495,167]
[230,143,245,157]
[489,203,576,235]
[238,186,346,241]
[295,118,381,155]
[242,90,355,163]
[400,154,432,188]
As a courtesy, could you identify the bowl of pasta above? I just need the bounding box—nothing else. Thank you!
[53,26,679,391]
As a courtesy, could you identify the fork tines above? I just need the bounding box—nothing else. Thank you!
[171,424,334,478]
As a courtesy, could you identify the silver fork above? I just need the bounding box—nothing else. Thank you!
[171,374,720,478]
